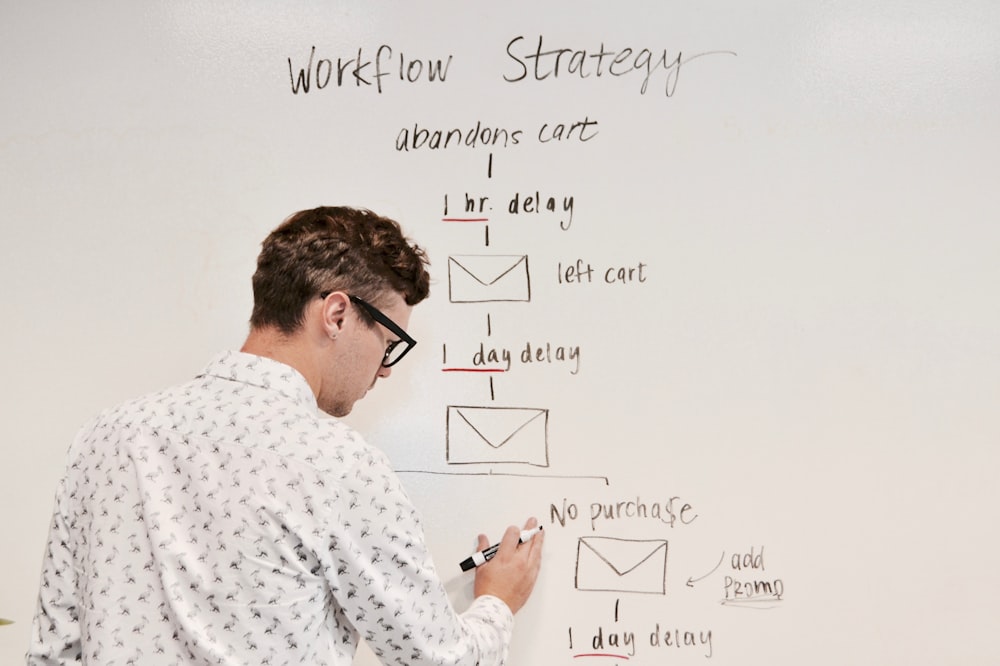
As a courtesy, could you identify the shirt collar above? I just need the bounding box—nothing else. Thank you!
[198,350,318,411]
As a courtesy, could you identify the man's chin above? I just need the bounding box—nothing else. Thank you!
[321,402,352,418]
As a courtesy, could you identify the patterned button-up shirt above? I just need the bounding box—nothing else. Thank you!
[28,351,513,665]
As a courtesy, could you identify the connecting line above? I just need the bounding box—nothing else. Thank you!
[394,469,611,485]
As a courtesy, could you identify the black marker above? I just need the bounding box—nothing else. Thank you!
[459,526,543,571]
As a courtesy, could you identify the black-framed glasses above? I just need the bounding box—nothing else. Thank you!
[319,291,416,367]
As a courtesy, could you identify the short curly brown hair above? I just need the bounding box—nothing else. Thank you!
[249,206,430,334]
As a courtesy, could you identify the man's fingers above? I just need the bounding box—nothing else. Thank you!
[500,524,521,552]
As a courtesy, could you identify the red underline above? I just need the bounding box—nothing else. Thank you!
[442,368,506,373]
[442,217,489,222]
[574,654,631,660]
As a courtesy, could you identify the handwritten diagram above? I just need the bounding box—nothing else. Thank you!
[419,61,787,662]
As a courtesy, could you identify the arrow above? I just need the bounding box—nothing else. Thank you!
[0,618,14,625]
[686,551,725,588]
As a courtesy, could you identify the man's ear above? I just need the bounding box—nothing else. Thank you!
[319,291,351,339]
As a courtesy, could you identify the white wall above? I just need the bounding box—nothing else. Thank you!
[2,2,998,663]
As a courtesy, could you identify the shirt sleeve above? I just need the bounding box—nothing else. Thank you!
[458,594,514,660]
[323,447,514,665]
[26,475,82,665]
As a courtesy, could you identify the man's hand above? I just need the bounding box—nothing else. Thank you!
[473,517,545,614]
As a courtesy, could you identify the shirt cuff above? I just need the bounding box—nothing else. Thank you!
[472,594,514,627]
[465,594,515,657]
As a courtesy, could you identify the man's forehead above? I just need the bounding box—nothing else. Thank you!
[384,298,413,327]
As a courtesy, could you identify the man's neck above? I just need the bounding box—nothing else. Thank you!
[241,327,322,399]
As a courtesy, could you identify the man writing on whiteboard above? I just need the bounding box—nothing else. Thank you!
[27,206,544,665]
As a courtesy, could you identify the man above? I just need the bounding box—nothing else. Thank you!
[28,206,544,665]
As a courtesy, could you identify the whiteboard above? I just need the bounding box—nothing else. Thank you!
[2,2,998,664]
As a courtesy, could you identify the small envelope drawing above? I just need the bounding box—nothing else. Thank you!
[446,406,549,467]
[448,255,531,303]
[575,537,668,595]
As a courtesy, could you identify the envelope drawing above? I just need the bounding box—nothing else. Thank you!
[575,537,669,595]
[446,406,549,467]
[448,255,531,303]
